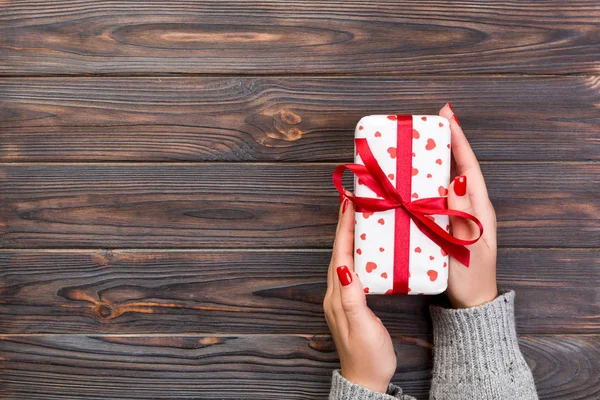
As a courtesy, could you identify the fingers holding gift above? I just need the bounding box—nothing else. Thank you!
[336,265,371,334]
[329,196,354,296]
[439,104,479,173]
[440,104,497,246]
[448,175,478,250]
[327,199,357,336]
[325,260,345,337]
[439,104,490,199]
[334,198,355,264]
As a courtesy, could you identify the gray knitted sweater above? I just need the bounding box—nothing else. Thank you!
[329,291,538,399]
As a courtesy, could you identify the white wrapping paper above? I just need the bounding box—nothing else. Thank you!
[354,115,451,295]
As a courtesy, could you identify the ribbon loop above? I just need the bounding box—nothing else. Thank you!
[333,138,483,267]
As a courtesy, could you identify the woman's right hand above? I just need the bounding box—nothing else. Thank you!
[440,104,499,308]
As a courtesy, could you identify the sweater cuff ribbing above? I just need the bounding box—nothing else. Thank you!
[429,291,533,385]
[329,370,413,400]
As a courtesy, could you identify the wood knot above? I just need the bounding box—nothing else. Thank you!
[307,334,336,353]
[277,109,301,125]
[284,128,302,141]
[269,109,304,141]
[92,249,115,267]
[96,304,113,318]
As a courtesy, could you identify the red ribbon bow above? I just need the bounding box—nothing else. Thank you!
[333,137,483,267]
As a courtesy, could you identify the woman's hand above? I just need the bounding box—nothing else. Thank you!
[323,198,397,393]
[440,104,498,308]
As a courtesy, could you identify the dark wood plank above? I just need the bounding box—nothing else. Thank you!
[0,249,597,334]
[1,163,597,249]
[1,77,599,162]
[1,1,599,75]
[0,334,597,399]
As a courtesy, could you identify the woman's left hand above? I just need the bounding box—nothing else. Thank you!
[323,198,397,393]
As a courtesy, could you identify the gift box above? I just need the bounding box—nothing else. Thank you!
[334,115,460,295]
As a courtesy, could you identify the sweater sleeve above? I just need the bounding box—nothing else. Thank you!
[429,291,538,400]
[329,370,416,400]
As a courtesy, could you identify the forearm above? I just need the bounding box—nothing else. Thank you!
[329,370,416,400]
[429,291,538,400]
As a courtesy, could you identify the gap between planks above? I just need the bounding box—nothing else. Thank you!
[1,333,597,337]
[0,73,598,78]
[0,247,598,252]
[1,161,599,166]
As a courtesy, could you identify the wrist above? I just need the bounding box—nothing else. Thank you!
[341,371,390,394]
[450,287,498,309]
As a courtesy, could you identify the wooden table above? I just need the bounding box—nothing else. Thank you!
[1,2,598,399]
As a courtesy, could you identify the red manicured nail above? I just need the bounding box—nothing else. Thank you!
[454,175,467,196]
[342,198,349,213]
[447,102,453,112]
[452,114,461,127]
[336,265,353,286]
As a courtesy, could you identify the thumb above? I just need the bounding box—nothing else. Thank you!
[448,176,477,249]
[336,266,372,330]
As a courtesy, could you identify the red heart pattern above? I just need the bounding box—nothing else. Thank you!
[353,115,451,294]
[425,138,436,150]
[427,270,438,282]
[366,262,377,273]
[387,147,397,159]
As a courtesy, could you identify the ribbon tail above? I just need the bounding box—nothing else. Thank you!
[407,199,484,247]
[410,212,471,267]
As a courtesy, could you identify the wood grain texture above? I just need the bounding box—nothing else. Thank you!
[1,76,599,162]
[1,0,598,398]
[0,334,598,400]
[1,163,598,249]
[1,249,597,334]
[1,1,599,76]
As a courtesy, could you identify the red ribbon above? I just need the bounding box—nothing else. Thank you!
[332,116,483,292]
